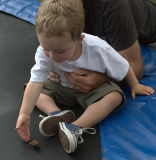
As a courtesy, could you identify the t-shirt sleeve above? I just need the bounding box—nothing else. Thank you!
[97,43,129,81]
[102,0,138,51]
[30,46,52,82]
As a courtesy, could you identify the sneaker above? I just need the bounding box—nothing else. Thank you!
[39,110,75,136]
[58,122,96,153]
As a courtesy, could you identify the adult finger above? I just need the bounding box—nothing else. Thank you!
[65,72,77,84]
[72,82,92,93]
[49,71,60,78]
[49,77,60,83]
[73,68,92,76]
[65,68,92,85]
[65,72,88,84]
[49,72,61,83]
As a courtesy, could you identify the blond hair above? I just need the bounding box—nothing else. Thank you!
[35,0,84,40]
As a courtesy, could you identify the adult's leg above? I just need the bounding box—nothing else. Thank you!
[72,91,122,128]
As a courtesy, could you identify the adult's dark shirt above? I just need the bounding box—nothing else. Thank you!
[83,0,156,51]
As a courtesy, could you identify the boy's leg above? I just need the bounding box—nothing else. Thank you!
[36,94,75,136]
[72,91,122,128]
[58,91,123,153]
[35,80,76,137]
[36,93,61,115]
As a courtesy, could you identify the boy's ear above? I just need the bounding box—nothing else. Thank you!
[78,34,85,43]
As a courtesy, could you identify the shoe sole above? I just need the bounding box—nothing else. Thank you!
[39,110,75,136]
[58,122,77,153]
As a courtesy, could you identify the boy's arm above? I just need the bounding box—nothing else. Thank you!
[16,81,43,142]
[19,81,43,115]
[124,66,154,99]
[124,66,139,88]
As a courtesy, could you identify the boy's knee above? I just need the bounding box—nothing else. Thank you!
[109,91,124,112]
[110,91,123,103]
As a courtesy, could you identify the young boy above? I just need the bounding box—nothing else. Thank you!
[16,0,154,153]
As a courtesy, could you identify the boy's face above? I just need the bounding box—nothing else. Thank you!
[37,32,82,63]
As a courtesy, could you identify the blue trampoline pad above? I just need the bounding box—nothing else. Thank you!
[0,0,40,24]
[99,45,156,160]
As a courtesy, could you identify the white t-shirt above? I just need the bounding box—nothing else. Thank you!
[30,33,129,87]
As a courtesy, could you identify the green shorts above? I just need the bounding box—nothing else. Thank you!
[41,80,125,110]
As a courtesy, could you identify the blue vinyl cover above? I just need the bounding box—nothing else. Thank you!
[99,45,156,160]
[0,1,156,159]
[0,0,40,25]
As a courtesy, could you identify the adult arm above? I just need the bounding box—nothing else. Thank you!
[119,40,143,80]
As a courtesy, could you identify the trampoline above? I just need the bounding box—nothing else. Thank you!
[1,0,156,159]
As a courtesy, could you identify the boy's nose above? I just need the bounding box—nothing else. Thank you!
[49,53,54,59]
[49,53,59,61]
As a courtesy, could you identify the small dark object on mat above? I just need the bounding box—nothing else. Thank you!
[28,140,40,149]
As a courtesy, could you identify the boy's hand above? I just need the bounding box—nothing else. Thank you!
[16,113,30,142]
[131,84,155,99]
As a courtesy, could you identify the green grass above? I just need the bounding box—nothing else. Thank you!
[150,0,156,3]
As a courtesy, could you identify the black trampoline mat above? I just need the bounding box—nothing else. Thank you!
[0,12,101,160]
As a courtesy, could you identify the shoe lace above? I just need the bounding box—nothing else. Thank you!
[39,114,45,119]
[74,127,96,144]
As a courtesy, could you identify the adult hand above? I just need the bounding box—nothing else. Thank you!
[131,84,155,99]
[16,113,30,142]
[65,68,108,93]
[49,71,61,83]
